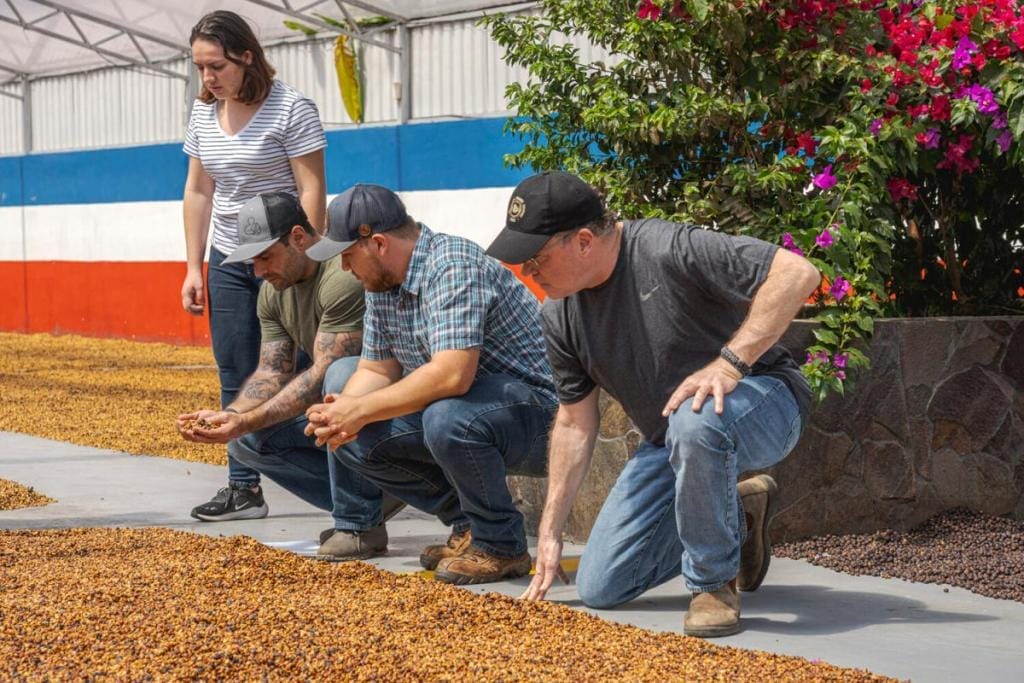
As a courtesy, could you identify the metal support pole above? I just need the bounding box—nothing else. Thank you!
[21,75,32,153]
[397,24,410,124]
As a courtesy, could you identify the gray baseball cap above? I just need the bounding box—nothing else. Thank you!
[306,184,409,262]
[222,192,311,264]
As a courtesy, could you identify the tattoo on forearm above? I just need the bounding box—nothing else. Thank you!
[260,340,296,375]
[242,376,289,402]
[315,331,363,362]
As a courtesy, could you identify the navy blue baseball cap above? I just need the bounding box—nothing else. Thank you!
[306,184,409,262]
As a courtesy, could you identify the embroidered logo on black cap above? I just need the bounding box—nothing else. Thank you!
[243,216,262,236]
[508,196,526,223]
[358,224,372,237]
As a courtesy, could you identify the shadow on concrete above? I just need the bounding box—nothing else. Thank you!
[559,583,996,636]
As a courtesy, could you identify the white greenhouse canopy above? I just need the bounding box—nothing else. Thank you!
[0,0,531,84]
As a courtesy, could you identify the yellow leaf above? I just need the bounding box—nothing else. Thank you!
[334,35,362,124]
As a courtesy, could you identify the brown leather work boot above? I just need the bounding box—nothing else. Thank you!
[419,529,472,570]
[316,525,388,562]
[683,581,741,638]
[433,547,531,585]
[737,474,778,592]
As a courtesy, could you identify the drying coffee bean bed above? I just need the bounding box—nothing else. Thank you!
[776,508,1024,603]
[0,478,53,511]
[0,528,891,682]
[0,332,222,465]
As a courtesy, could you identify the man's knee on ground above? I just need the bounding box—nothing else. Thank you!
[576,565,631,609]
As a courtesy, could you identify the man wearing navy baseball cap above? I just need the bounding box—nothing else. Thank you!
[179,192,405,561]
[490,171,821,638]
[304,183,557,585]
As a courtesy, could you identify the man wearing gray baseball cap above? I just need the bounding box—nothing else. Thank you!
[178,191,404,560]
[304,183,557,585]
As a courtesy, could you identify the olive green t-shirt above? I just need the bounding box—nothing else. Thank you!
[257,258,365,357]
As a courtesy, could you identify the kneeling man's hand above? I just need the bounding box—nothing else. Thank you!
[520,536,569,602]
[662,358,743,417]
[176,409,246,444]
[305,394,362,449]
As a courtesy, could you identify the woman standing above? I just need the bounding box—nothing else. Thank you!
[181,10,326,521]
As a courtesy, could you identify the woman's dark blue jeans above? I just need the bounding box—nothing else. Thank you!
[207,248,263,487]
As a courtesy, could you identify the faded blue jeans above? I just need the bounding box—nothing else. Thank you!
[208,248,263,487]
[229,356,386,531]
[332,373,556,558]
[576,375,803,608]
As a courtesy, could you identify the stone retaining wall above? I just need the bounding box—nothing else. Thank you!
[509,317,1024,543]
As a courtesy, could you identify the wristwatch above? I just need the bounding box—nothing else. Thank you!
[720,346,751,376]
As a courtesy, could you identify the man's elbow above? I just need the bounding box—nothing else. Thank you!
[796,258,822,299]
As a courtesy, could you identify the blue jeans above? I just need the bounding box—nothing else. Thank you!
[228,356,385,530]
[576,375,803,608]
[332,374,555,557]
[208,248,263,487]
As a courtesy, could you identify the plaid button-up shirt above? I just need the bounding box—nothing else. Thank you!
[362,224,555,403]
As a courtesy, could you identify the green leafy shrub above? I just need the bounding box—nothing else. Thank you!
[486,0,1024,400]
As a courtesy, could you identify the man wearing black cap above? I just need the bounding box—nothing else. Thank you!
[488,171,820,637]
[177,191,402,561]
[303,183,557,585]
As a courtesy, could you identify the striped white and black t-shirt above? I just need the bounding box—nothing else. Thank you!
[184,80,327,256]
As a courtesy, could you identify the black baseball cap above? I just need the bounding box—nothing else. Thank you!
[222,192,311,264]
[306,183,409,262]
[485,171,604,264]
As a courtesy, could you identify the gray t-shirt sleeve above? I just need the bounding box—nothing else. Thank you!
[541,299,595,405]
[669,225,779,306]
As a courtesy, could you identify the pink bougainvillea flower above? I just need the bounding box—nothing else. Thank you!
[637,0,662,20]
[955,84,999,115]
[951,35,978,69]
[860,78,873,93]
[833,353,848,369]
[815,228,835,249]
[812,164,837,190]
[997,130,1013,153]
[830,276,852,302]
[937,134,980,175]
[915,127,941,149]
[869,118,883,136]
[836,370,847,380]
[781,232,805,257]
[993,111,1008,129]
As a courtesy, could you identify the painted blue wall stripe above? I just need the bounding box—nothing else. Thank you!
[0,116,533,207]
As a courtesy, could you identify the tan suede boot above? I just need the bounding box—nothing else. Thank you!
[316,525,388,561]
[433,547,531,585]
[684,580,740,638]
[419,529,472,570]
[737,474,778,592]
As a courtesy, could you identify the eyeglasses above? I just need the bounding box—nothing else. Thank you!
[523,232,572,273]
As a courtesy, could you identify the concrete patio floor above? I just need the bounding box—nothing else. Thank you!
[1,430,1021,682]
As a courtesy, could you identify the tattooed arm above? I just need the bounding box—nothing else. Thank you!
[235,329,363,433]
[224,340,297,414]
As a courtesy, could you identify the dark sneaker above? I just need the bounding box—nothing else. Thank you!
[684,582,741,638]
[433,547,531,585]
[318,492,407,545]
[317,525,388,561]
[419,529,472,570]
[190,486,269,522]
[737,474,778,592]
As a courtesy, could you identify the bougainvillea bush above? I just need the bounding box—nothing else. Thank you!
[486,0,1024,400]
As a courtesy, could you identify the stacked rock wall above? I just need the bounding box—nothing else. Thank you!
[509,317,1024,543]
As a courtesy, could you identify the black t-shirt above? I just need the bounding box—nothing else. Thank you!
[542,218,811,445]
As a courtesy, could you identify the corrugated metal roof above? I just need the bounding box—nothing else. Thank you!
[0,0,532,80]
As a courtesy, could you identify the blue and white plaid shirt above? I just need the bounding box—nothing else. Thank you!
[362,224,556,403]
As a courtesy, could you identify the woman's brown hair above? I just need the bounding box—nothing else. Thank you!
[190,10,276,105]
